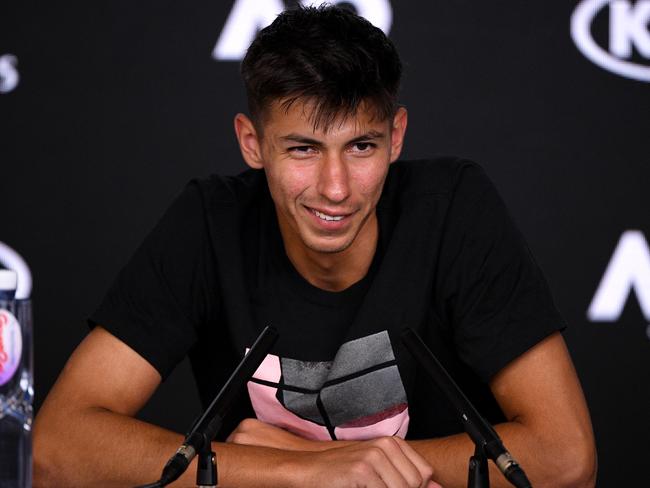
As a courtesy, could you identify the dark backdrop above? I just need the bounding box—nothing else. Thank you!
[2,1,649,486]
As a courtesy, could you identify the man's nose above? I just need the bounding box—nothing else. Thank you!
[316,153,350,203]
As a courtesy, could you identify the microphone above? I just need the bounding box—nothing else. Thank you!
[137,325,278,488]
[401,328,532,488]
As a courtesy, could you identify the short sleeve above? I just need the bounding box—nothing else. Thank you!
[436,162,566,382]
[89,181,220,380]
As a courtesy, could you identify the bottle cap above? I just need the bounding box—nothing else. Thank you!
[0,269,18,291]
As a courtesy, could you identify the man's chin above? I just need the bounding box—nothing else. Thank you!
[303,236,354,254]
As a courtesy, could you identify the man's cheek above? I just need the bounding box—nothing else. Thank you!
[267,172,303,203]
[354,179,386,204]
[352,163,388,188]
[283,175,315,202]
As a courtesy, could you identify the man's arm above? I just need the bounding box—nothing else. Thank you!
[34,327,437,488]
[228,332,597,488]
[33,327,305,487]
[409,332,597,488]
[34,326,176,486]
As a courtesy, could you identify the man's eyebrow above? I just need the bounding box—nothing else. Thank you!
[279,130,386,145]
[348,130,385,143]
[280,134,323,145]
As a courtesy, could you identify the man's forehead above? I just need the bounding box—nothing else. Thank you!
[262,98,389,137]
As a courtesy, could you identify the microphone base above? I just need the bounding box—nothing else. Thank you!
[468,445,490,488]
[196,446,217,487]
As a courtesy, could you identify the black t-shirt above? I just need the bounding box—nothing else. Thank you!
[90,158,565,441]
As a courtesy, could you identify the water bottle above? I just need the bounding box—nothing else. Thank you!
[0,269,33,488]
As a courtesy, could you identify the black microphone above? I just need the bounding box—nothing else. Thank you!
[137,325,278,488]
[401,328,532,488]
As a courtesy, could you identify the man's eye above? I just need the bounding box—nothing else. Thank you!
[288,146,316,155]
[351,142,375,153]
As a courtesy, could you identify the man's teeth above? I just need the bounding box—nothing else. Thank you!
[313,209,344,221]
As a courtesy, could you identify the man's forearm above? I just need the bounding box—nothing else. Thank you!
[34,406,443,488]
[33,407,299,488]
[408,420,596,488]
[233,418,596,487]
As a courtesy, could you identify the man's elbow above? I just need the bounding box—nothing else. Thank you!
[33,421,55,487]
[32,411,76,488]
[33,414,63,487]
[552,435,598,488]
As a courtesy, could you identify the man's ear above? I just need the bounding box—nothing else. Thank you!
[234,113,264,169]
[389,106,408,163]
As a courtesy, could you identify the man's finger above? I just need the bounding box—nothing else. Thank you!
[364,437,428,487]
[361,444,411,488]
[391,437,435,487]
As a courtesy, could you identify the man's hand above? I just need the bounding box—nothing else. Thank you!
[228,420,441,488]
[293,437,440,488]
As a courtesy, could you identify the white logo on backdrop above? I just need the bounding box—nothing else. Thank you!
[0,242,32,299]
[571,0,650,82]
[213,0,393,61]
[587,230,650,337]
[0,54,20,94]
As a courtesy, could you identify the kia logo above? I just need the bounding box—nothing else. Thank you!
[571,0,650,82]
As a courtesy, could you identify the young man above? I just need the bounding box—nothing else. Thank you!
[33,6,596,488]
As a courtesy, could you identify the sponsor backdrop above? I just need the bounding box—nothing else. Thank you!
[2,1,649,485]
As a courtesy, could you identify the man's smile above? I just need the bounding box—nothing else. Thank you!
[312,209,344,221]
[303,205,355,230]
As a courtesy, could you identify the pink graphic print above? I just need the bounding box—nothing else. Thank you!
[246,330,410,441]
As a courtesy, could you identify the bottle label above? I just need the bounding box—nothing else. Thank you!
[0,309,22,386]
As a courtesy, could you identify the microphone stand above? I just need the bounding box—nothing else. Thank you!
[401,328,532,488]
[136,326,278,488]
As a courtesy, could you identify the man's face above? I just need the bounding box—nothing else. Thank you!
[236,100,407,257]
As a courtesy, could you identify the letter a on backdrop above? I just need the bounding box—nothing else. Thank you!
[213,0,393,61]
[588,230,650,322]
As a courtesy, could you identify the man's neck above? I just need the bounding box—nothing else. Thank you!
[279,215,378,292]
